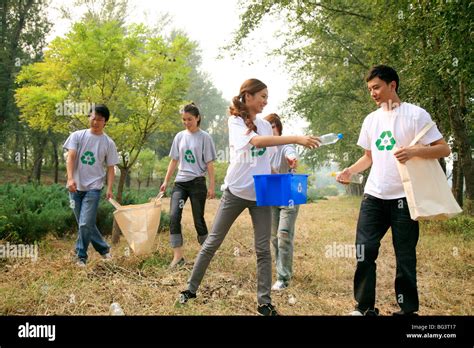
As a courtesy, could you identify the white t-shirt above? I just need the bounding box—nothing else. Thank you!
[357,102,443,199]
[270,144,297,174]
[169,129,217,182]
[63,129,119,191]
[222,116,276,201]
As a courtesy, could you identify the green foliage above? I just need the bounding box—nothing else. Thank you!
[306,187,327,203]
[425,215,474,241]
[234,0,473,178]
[0,184,75,242]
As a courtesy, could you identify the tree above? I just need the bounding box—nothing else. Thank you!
[0,0,52,176]
[16,19,194,200]
[234,0,473,213]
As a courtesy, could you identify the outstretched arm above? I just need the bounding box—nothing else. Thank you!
[250,135,320,149]
[336,150,372,184]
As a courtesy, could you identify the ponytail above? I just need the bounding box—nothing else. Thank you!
[229,79,267,134]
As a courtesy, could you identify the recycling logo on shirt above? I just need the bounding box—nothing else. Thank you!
[375,131,396,151]
[184,150,196,163]
[81,151,96,166]
[250,146,266,157]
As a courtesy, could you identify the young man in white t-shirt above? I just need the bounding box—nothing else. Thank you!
[337,65,450,316]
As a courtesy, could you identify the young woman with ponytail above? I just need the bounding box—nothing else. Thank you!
[178,79,319,316]
[161,103,217,268]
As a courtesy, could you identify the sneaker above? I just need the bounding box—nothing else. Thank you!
[349,307,379,316]
[178,290,196,304]
[76,259,86,267]
[349,309,364,316]
[257,303,279,316]
[169,257,185,269]
[271,280,288,291]
[365,308,380,316]
[393,309,418,316]
[101,252,112,261]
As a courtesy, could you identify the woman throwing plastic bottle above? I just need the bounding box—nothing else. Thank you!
[264,113,300,291]
[161,103,217,268]
[178,79,319,316]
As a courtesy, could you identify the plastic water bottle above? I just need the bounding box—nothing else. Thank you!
[110,302,125,315]
[318,133,343,146]
[331,171,364,184]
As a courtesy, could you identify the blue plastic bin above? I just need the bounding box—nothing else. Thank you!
[253,173,309,207]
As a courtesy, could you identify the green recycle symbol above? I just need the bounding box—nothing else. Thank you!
[81,151,96,166]
[184,150,196,163]
[250,146,266,157]
[375,131,396,151]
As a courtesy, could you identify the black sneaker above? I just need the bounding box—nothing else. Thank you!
[257,303,279,316]
[365,308,380,316]
[179,290,196,304]
[393,309,418,316]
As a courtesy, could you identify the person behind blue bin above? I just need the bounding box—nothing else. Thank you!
[337,65,450,316]
[263,113,300,291]
[177,78,320,316]
[160,103,217,269]
[63,104,119,267]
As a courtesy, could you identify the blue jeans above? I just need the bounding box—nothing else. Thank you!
[271,205,300,284]
[70,190,110,262]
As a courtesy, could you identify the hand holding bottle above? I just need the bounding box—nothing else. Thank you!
[333,169,364,184]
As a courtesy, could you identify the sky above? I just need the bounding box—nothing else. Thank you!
[47,0,309,134]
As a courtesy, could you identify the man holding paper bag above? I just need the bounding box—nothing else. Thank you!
[337,65,451,316]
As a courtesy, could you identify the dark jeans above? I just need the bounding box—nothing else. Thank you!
[169,177,208,248]
[354,194,419,313]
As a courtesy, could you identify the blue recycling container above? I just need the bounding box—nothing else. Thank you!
[253,173,309,207]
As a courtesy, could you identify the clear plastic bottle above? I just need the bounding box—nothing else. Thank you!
[331,171,364,184]
[318,133,343,146]
[110,302,125,315]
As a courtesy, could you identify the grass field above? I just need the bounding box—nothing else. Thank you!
[0,195,472,316]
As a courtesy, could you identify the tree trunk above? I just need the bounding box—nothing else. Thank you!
[51,137,59,184]
[111,166,129,244]
[125,170,131,188]
[23,141,27,170]
[146,173,151,187]
[457,81,473,215]
[438,157,446,175]
[451,145,464,207]
[30,135,47,183]
[444,84,473,215]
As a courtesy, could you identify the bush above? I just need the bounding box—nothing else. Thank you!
[425,214,474,241]
[306,188,328,203]
[0,183,117,242]
[0,183,75,242]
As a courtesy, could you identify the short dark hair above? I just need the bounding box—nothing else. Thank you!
[182,102,201,126]
[89,104,110,122]
[365,65,399,93]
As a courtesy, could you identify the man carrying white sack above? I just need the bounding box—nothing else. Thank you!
[337,65,450,316]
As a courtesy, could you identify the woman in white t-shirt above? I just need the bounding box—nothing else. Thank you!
[177,79,319,316]
[264,113,300,291]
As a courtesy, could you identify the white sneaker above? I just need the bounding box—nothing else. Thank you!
[271,280,288,291]
[349,309,364,316]
[101,253,112,261]
[76,260,86,267]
